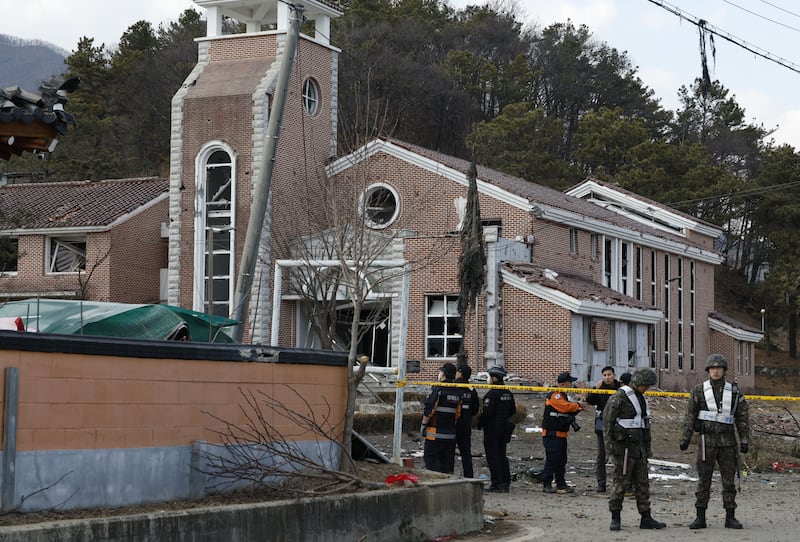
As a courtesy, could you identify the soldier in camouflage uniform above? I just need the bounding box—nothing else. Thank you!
[680,354,749,529]
[603,368,666,531]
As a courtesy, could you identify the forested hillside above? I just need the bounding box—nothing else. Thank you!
[2,0,799,360]
[0,35,67,91]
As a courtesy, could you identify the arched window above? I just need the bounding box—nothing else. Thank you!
[302,78,320,116]
[194,145,235,318]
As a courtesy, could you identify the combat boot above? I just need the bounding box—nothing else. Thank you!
[725,508,743,529]
[689,507,706,529]
[639,510,666,529]
[610,510,621,531]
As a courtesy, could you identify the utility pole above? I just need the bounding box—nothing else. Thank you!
[230,4,303,342]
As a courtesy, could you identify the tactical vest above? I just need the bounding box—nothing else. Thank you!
[542,391,573,433]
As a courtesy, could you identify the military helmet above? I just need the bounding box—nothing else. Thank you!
[630,368,657,387]
[487,365,507,378]
[705,354,728,371]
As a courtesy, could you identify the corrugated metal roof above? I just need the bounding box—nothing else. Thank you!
[0,177,168,230]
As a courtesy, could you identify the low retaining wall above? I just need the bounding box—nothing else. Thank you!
[0,480,483,542]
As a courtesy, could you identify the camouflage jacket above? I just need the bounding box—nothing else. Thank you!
[681,378,749,447]
[603,387,652,458]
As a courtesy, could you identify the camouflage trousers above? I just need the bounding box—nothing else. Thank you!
[608,449,652,514]
[695,443,738,509]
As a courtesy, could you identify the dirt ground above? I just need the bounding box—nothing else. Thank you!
[2,390,799,542]
[387,391,800,542]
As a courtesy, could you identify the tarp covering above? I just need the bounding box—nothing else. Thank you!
[0,299,237,343]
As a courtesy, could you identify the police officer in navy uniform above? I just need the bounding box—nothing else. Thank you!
[455,364,480,478]
[477,365,516,492]
[421,363,462,473]
[604,368,666,531]
[680,354,749,530]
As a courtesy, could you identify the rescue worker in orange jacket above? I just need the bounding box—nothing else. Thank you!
[421,363,462,473]
[540,372,587,493]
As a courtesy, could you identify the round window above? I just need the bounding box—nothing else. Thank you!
[361,184,399,229]
[302,78,320,116]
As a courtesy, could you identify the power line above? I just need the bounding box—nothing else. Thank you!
[722,0,800,33]
[666,179,800,208]
[646,0,800,75]
[758,0,800,21]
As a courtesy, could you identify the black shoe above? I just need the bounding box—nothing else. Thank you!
[556,486,575,494]
[597,481,606,493]
[610,511,621,531]
[640,515,666,529]
[725,509,743,529]
[689,508,706,530]
[486,485,503,492]
[542,486,557,494]
[501,484,510,493]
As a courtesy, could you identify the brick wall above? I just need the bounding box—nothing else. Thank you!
[0,199,166,303]
[0,340,347,451]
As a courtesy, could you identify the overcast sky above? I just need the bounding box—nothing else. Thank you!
[3,0,799,148]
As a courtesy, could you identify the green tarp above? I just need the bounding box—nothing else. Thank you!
[0,299,237,343]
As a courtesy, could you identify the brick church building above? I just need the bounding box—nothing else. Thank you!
[166,0,760,391]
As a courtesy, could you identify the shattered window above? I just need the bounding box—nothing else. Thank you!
[47,237,86,273]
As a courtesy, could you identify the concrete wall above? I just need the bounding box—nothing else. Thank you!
[0,332,347,512]
[0,480,483,542]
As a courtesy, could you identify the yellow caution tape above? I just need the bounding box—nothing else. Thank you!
[398,380,800,402]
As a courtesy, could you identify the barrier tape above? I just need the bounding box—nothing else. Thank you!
[398,380,800,402]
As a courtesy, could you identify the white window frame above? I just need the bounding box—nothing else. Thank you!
[46,236,86,274]
[360,183,400,229]
[193,142,236,317]
[302,77,320,116]
[425,294,462,359]
[569,227,578,256]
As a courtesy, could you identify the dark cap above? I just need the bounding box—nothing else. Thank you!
[557,372,578,384]
[456,364,472,379]
[619,372,632,385]
[440,362,457,380]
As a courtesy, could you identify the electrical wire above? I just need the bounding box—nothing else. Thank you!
[666,179,800,208]
[758,0,800,20]
[646,0,800,75]
[721,0,800,33]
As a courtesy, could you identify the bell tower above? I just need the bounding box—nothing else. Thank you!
[167,0,343,343]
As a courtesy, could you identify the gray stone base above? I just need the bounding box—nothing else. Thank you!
[0,480,483,542]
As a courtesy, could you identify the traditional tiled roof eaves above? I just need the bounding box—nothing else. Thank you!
[0,177,168,232]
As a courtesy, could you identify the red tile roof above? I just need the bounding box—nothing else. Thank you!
[0,177,168,230]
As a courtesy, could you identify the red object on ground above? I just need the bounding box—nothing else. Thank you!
[384,473,419,486]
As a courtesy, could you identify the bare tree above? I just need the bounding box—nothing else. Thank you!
[268,91,457,470]
[199,386,385,495]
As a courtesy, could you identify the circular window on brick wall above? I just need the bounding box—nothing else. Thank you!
[360,183,400,229]
[302,77,320,116]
